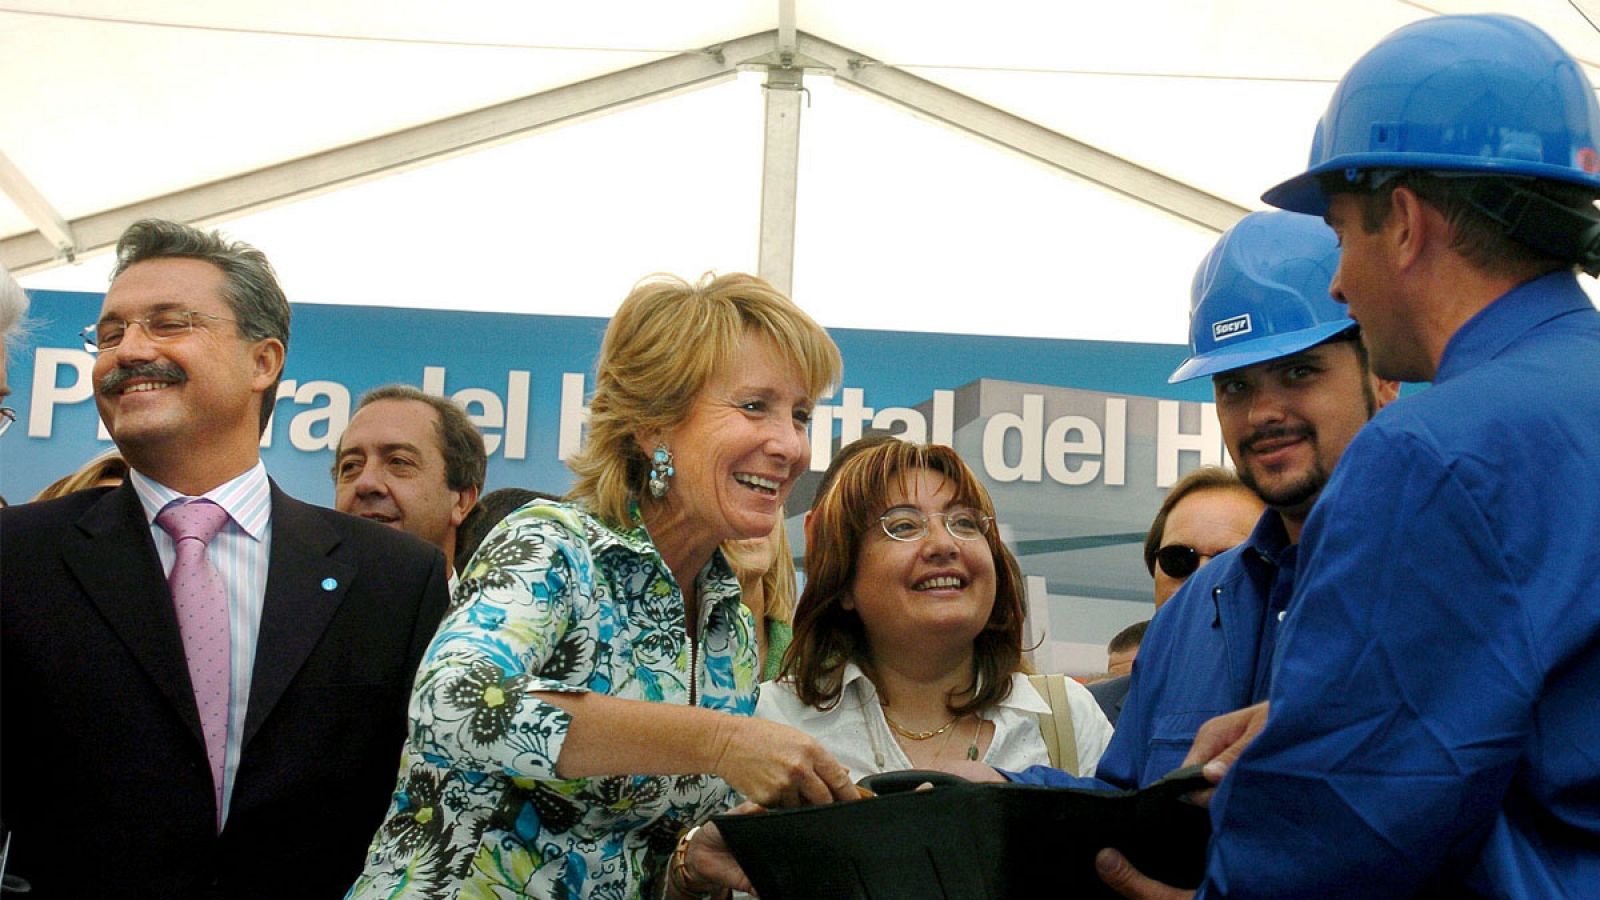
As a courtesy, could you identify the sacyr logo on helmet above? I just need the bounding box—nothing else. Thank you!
[1212,314,1253,341]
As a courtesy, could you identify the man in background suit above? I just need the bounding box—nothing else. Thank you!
[1087,621,1147,726]
[0,219,450,898]
[333,384,486,582]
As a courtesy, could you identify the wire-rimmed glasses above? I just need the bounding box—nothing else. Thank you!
[878,506,993,542]
[81,310,237,353]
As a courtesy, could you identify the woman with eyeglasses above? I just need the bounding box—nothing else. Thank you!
[758,440,1112,780]
[668,442,1114,894]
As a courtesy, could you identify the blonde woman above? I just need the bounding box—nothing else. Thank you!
[32,449,130,502]
[723,519,797,680]
[351,274,857,900]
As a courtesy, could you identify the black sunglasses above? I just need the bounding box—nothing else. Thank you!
[1155,544,1202,580]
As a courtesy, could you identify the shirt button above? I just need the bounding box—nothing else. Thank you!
[1277,610,1287,622]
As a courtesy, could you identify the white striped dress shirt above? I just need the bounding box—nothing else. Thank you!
[131,462,273,827]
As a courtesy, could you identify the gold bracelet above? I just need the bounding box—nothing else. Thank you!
[670,824,718,899]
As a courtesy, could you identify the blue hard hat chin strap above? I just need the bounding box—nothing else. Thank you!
[1339,169,1600,277]
[1448,176,1600,277]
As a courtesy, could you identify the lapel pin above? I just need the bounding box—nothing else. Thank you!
[321,577,338,592]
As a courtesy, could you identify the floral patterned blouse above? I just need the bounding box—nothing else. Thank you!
[348,500,759,900]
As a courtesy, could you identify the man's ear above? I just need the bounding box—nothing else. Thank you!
[1388,186,1433,271]
[250,337,286,391]
[451,485,481,528]
[1374,378,1401,409]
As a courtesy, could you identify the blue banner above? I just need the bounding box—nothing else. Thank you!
[4,290,1223,674]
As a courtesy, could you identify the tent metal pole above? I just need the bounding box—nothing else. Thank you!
[777,0,797,51]
[0,149,77,262]
[2,27,1249,278]
[756,0,804,295]
[799,33,1248,232]
[757,64,804,295]
[0,32,779,274]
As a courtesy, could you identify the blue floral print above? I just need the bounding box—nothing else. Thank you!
[348,500,759,899]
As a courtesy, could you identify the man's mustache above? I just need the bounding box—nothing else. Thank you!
[98,362,188,395]
[1241,425,1313,453]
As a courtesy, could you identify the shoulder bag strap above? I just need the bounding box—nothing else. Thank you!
[1028,673,1081,776]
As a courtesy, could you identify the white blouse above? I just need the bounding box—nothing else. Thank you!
[756,664,1112,781]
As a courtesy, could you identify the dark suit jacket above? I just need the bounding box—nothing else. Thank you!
[0,481,450,899]
[1088,674,1132,727]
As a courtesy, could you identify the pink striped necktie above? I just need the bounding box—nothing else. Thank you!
[156,498,233,830]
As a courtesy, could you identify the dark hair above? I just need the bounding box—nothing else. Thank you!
[1143,466,1251,576]
[345,385,487,493]
[455,488,561,573]
[783,441,1026,717]
[1108,620,1149,655]
[1324,171,1598,281]
[110,219,291,434]
[1336,328,1371,374]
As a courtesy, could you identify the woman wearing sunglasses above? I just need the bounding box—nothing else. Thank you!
[758,440,1112,780]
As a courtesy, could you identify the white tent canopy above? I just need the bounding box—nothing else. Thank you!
[6,0,1600,342]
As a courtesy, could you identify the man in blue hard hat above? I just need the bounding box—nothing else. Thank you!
[1099,14,1600,899]
[1003,210,1395,792]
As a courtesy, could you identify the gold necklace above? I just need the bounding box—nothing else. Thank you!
[881,708,960,741]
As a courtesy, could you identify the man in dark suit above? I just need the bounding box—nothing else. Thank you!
[0,219,449,898]
[1087,621,1145,726]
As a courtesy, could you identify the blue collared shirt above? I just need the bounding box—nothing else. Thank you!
[1006,508,1297,792]
[1201,271,1600,897]
[130,461,273,826]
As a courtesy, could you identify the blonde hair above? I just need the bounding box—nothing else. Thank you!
[567,272,842,527]
[723,518,798,622]
[34,450,130,502]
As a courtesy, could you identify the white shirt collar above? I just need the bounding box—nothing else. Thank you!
[130,460,271,540]
[783,662,1051,718]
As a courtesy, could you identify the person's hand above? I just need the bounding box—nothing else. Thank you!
[1095,849,1196,900]
[1179,701,1270,806]
[684,811,758,894]
[708,716,857,807]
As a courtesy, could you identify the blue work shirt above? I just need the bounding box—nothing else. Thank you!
[1202,271,1600,897]
[1006,510,1298,791]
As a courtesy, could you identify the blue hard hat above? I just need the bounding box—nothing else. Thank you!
[1169,211,1353,384]
[1263,14,1600,215]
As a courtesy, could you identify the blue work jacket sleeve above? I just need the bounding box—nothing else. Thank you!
[1000,765,1113,790]
[1198,423,1536,898]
